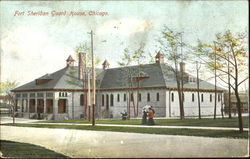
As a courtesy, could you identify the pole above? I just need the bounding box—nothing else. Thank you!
[90,30,96,126]
[213,42,217,119]
[87,72,91,121]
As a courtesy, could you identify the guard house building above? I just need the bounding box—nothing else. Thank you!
[12,52,225,120]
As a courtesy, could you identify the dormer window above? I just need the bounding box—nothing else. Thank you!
[189,77,196,83]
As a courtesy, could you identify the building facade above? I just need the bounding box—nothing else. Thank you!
[12,53,225,120]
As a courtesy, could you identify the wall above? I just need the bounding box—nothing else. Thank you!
[167,90,223,117]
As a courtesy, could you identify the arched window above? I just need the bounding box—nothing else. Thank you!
[171,93,174,102]
[124,93,126,101]
[201,94,204,102]
[156,93,160,101]
[192,93,194,102]
[147,93,150,102]
[110,94,114,106]
[117,94,120,102]
[210,94,212,102]
[131,93,134,101]
[138,93,141,102]
[80,94,84,106]
[102,94,104,106]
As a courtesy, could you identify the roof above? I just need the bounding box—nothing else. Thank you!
[12,66,103,91]
[12,63,225,92]
[99,63,225,91]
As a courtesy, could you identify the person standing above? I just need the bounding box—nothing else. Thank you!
[148,107,155,125]
[141,109,147,125]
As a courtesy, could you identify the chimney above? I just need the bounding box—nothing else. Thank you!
[78,52,87,80]
[155,51,164,64]
[66,55,75,67]
[180,62,185,72]
[102,60,110,70]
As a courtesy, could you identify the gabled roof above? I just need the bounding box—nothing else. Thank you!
[12,66,103,91]
[13,63,225,92]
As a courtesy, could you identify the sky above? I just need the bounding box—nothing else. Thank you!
[0,0,249,90]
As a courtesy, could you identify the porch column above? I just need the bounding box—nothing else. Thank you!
[20,96,23,117]
[35,93,37,113]
[27,93,30,118]
[53,95,58,119]
[44,92,47,114]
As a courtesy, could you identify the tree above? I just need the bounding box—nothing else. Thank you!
[131,43,146,117]
[158,26,187,119]
[118,45,146,118]
[118,48,133,119]
[0,81,18,124]
[197,30,248,132]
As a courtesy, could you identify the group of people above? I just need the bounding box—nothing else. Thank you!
[141,105,155,125]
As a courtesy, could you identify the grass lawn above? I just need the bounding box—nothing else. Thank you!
[37,116,249,128]
[4,123,249,139]
[0,140,70,158]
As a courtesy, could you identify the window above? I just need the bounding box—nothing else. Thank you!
[80,94,84,106]
[22,93,28,98]
[110,94,114,106]
[59,92,68,97]
[58,99,67,113]
[46,99,53,114]
[29,93,35,98]
[138,93,141,102]
[147,93,150,102]
[201,94,204,102]
[29,99,35,113]
[192,93,194,102]
[131,93,134,101]
[171,93,174,102]
[117,94,120,102]
[218,94,221,102]
[182,93,184,102]
[102,95,104,106]
[46,93,53,98]
[210,94,212,102]
[106,94,109,109]
[156,93,160,101]
[124,93,126,101]
[37,93,44,98]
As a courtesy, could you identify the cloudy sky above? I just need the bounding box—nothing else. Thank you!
[0,0,248,89]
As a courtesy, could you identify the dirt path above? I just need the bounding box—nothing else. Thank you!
[1,125,248,158]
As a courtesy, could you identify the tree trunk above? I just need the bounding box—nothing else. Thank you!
[214,43,217,119]
[174,63,184,119]
[196,62,201,119]
[235,88,243,132]
[227,53,232,118]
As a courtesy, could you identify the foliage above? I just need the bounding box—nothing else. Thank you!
[196,30,248,132]
[74,42,100,67]
[0,81,18,95]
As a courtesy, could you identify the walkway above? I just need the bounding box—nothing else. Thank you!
[1,125,249,158]
[1,117,248,131]
[1,117,249,157]
[24,122,249,131]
